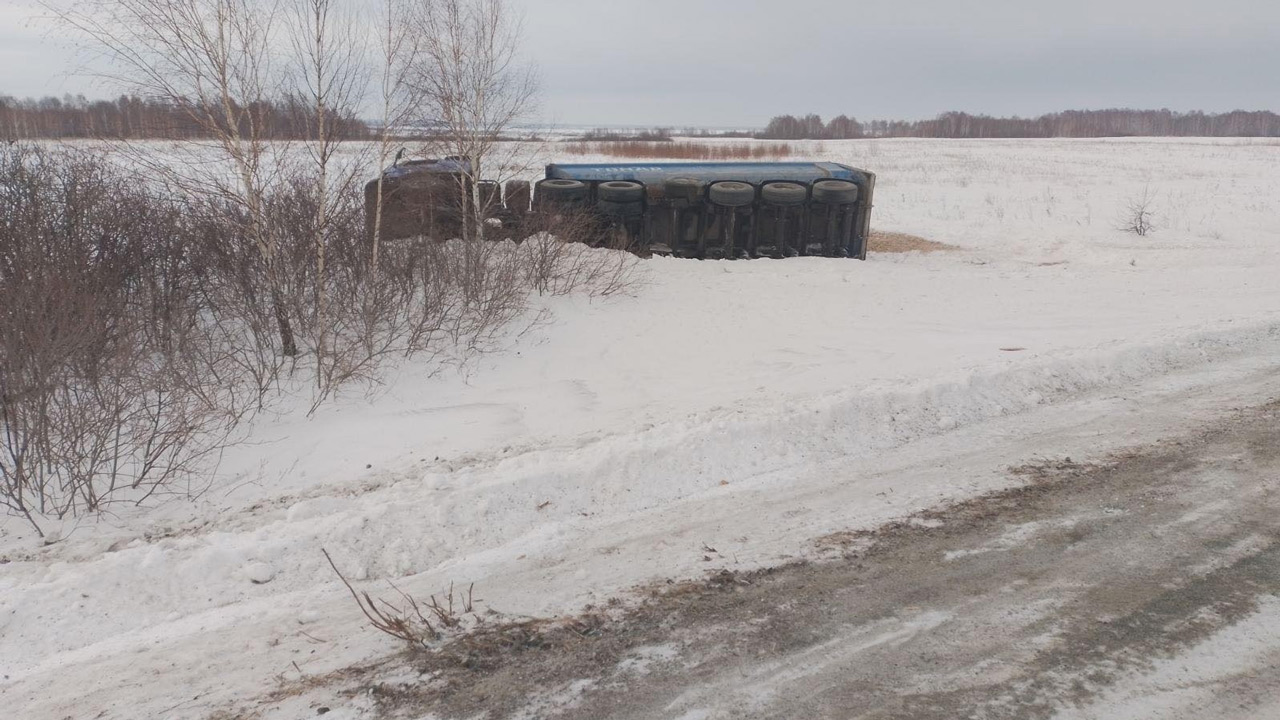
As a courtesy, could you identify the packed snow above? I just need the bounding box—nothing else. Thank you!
[3,137,1280,719]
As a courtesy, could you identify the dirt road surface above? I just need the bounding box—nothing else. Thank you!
[359,398,1280,720]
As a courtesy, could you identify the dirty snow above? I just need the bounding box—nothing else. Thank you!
[3,138,1280,719]
[1052,596,1280,720]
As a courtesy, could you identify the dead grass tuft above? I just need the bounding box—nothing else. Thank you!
[430,613,612,672]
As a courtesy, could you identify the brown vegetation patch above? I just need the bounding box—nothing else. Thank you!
[869,230,956,254]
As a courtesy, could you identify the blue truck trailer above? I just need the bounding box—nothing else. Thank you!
[365,158,876,259]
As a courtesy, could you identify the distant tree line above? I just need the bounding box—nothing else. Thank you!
[573,127,675,142]
[758,109,1280,139]
[0,93,371,140]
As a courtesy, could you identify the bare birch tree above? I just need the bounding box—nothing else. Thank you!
[286,0,368,386]
[369,0,421,273]
[52,0,299,356]
[405,0,538,244]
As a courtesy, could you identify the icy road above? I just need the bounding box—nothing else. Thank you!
[567,408,1280,720]
[367,377,1280,720]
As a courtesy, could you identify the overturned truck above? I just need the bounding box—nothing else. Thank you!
[366,159,876,259]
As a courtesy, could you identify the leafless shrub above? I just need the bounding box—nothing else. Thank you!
[28,0,633,465]
[429,239,531,351]
[184,199,294,405]
[248,169,532,410]
[324,548,479,652]
[325,549,440,651]
[327,538,611,673]
[0,144,245,534]
[423,581,476,630]
[53,0,310,359]
[1118,186,1157,237]
[55,0,385,373]
[0,144,552,529]
[514,210,641,298]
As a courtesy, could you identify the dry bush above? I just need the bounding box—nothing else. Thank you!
[0,146,550,532]
[512,210,641,298]
[0,144,245,534]
[235,168,534,409]
[21,0,639,527]
[424,239,530,348]
[184,199,294,405]
[561,140,802,161]
[325,543,612,675]
[1118,186,1157,237]
[57,0,376,361]
[324,549,479,652]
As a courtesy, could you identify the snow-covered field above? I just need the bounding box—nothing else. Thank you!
[3,138,1280,719]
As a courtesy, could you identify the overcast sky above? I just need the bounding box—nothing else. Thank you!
[3,0,1278,127]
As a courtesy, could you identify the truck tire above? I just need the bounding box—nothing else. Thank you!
[504,180,531,213]
[537,179,587,203]
[664,177,704,201]
[478,180,501,212]
[709,181,756,207]
[597,199,644,217]
[761,182,807,206]
[597,181,644,203]
[811,179,858,205]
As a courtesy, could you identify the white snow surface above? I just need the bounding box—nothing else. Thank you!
[4,138,1280,719]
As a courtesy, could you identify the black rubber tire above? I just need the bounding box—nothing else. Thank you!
[478,180,501,210]
[504,180,531,212]
[596,199,644,217]
[537,178,587,202]
[663,177,704,201]
[811,180,859,205]
[708,181,756,207]
[761,182,807,206]
[597,180,644,203]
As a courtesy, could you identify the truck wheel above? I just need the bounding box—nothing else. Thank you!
[811,180,858,205]
[664,177,704,201]
[597,180,644,203]
[478,180,501,213]
[761,182,807,206]
[504,180,531,213]
[596,200,644,217]
[537,178,587,203]
[708,181,756,207]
